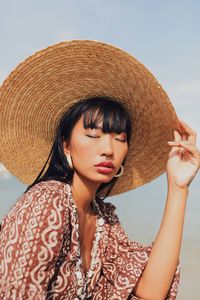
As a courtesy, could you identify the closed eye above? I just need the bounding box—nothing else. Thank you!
[86,135,100,138]
[115,138,127,142]
[86,135,127,142]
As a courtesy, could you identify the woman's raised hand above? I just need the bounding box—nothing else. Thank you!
[167,119,200,188]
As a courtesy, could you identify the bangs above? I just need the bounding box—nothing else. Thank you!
[81,97,132,142]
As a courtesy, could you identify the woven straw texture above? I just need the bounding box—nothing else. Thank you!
[0,40,179,195]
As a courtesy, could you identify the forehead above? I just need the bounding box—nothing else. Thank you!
[75,115,103,130]
[72,105,129,135]
[72,117,127,138]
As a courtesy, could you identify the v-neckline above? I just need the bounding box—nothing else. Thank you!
[64,183,106,298]
[66,183,104,277]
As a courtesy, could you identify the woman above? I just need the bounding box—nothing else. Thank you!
[0,40,199,299]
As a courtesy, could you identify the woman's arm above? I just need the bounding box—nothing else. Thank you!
[134,182,188,300]
[134,119,200,300]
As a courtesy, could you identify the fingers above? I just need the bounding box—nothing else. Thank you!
[168,119,198,159]
[168,130,181,156]
[173,130,185,157]
[179,142,200,167]
[178,118,197,145]
[179,142,199,158]
[168,140,194,150]
[168,140,200,161]
[174,129,181,142]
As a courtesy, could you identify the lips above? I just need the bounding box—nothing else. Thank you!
[95,162,114,168]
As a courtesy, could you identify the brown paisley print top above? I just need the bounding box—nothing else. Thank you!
[0,180,180,299]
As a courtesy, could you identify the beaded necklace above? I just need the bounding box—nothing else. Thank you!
[68,185,105,300]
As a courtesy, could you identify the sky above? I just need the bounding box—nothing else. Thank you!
[0,1,200,298]
[0,0,199,144]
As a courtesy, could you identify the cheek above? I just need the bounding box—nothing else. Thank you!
[71,136,94,160]
[124,145,129,157]
[117,144,128,161]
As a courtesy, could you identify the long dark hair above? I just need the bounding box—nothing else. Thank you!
[24,96,132,199]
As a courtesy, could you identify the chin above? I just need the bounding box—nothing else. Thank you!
[84,174,112,184]
[98,179,112,184]
[97,175,114,183]
[80,171,114,184]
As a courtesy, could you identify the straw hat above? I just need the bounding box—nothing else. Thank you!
[0,40,179,196]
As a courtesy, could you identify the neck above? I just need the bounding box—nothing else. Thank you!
[71,172,100,213]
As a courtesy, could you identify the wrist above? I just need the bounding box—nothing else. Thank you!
[167,176,189,192]
[166,179,189,207]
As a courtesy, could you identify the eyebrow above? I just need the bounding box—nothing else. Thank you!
[93,125,103,130]
[87,126,127,135]
[84,125,102,130]
[85,123,127,134]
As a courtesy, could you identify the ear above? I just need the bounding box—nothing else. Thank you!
[63,140,71,156]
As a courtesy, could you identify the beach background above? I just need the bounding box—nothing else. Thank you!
[0,1,199,299]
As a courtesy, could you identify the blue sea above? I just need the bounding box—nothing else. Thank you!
[0,172,200,299]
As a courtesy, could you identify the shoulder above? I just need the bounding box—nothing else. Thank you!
[0,180,72,293]
[1,180,70,229]
[16,179,68,208]
[26,179,67,196]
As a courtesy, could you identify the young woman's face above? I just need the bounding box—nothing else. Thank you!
[63,115,128,184]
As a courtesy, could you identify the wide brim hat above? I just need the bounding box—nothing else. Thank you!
[0,40,179,196]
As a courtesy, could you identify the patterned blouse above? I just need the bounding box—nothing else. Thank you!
[0,180,180,299]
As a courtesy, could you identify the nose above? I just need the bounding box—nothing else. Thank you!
[100,135,114,158]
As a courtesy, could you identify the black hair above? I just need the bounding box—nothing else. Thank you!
[24,96,132,199]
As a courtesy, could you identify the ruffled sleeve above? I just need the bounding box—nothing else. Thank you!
[98,202,180,300]
[0,180,70,300]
